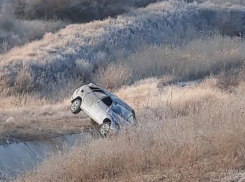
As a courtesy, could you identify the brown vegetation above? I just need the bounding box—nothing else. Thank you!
[95,63,132,90]
[1,0,245,181]
[16,77,245,182]
[0,99,94,145]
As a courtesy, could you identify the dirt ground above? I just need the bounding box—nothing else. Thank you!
[0,106,94,145]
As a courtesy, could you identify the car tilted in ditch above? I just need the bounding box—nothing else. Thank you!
[71,83,136,136]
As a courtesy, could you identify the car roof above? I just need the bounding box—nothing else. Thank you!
[91,89,108,99]
[86,84,132,111]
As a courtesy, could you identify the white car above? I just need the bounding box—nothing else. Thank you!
[71,83,136,136]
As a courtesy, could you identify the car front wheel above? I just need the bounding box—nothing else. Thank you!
[71,99,82,114]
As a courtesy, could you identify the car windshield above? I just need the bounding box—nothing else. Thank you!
[111,102,134,121]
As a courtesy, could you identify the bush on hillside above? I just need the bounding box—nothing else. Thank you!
[95,63,132,90]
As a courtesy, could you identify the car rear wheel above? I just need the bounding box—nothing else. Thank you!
[71,99,82,114]
[100,122,111,137]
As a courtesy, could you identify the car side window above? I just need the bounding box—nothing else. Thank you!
[101,97,113,107]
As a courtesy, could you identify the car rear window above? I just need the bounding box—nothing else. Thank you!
[101,97,113,107]
[111,103,132,121]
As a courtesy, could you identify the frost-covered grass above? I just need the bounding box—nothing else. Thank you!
[2,1,245,180]
[3,1,245,181]
[198,0,245,6]
[0,0,166,54]
[14,0,166,22]
[0,1,67,54]
[1,1,245,99]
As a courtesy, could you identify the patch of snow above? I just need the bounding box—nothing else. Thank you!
[6,117,15,123]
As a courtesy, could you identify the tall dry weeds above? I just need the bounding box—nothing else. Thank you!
[16,81,245,182]
[95,63,132,90]
[13,78,245,182]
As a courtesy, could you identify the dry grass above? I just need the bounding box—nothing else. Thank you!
[117,77,227,116]
[2,1,245,181]
[0,73,241,146]
[126,36,245,81]
[15,78,245,182]
[0,98,96,145]
[95,63,132,90]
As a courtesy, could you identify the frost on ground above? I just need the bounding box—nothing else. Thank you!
[1,1,245,98]
[198,0,245,6]
[1,0,245,181]
[0,1,67,53]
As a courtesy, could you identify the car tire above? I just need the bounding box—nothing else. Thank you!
[71,99,82,114]
[100,122,111,137]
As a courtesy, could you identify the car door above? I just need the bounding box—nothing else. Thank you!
[90,99,106,124]
[81,91,97,117]
[90,96,113,124]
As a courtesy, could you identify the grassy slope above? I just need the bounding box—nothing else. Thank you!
[1,34,244,145]
[1,1,245,98]
[1,0,245,181]
[0,0,170,54]
[1,0,245,145]
[16,78,245,182]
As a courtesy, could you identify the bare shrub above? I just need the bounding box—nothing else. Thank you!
[95,62,132,90]
[217,71,239,92]
[157,74,176,88]
[14,69,32,93]
[75,59,94,81]
[216,65,245,92]
[0,40,10,53]
[0,1,15,31]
